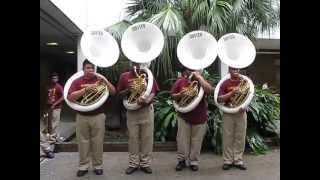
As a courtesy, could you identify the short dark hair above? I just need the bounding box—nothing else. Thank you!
[82,59,94,69]
[229,67,239,71]
[50,72,59,78]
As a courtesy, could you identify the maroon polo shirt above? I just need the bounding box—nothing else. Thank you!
[218,78,241,104]
[171,77,208,125]
[47,83,63,109]
[68,75,105,115]
[117,71,160,105]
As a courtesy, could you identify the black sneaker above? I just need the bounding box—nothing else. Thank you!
[234,164,247,170]
[46,151,54,159]
[76,170,88,177]
[93,169,103,175]
[175,160,186,171]
[125,167,138,175]
[190,165,199,171]
[222,164,232,170]
[140,167,152,174]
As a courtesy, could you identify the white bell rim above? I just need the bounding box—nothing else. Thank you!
[123,67,154,110]
[173,86,204,113]
[121,22,164,63]
[63,71,109,112]
[217,33,256,69]
[214,74,254,114]
[80,28,120,67]
[177,30,218,70]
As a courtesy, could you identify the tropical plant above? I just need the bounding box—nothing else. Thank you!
[124,0,280,81]
[153,71,280,155]
[205,108,223,154]
[100,0,280,155]
[98,20,133,84]
[154,90,178,142]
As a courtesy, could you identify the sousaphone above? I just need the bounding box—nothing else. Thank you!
[214,33,256,113]
[173,31,218,113]
[63,27,120,112]
[121,22,164,110]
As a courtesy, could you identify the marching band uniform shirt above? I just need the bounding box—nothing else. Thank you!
[47,83,63,109]
[68,75,105,115]
[117,71,160,106]
[171,77,208,125]
[218,78,241,105]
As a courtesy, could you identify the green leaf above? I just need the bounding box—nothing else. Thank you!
[157,106,172,121]
[163,112,174,128]
[171,114,177,127]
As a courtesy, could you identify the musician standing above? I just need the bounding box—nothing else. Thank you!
[46,72,64,141]
[217,67,247,170]
[68,60,116,177]
[171,67,213,171]
[117,62,159,174]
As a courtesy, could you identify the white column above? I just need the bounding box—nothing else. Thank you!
[219,61,229,78]
[77,37,97,72]
[77,37,86,72]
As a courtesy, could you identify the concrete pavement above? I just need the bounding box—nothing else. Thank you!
[40,148,280,180]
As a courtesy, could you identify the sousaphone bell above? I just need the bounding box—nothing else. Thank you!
[213,33,256,113]
[173,31,218,113]
[63,27,120,112]
[121,22,164,110]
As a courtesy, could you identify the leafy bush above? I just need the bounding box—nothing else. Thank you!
[153,71,280,155]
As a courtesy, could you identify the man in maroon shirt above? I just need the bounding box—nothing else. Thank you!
[117,62,159,175]
[46,72,64,141]
[218,67,248,171]
[68,60,116,177]
[171,67,213,171]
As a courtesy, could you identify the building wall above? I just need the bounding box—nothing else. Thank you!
[208,52,280,90]
[245,53,280,89]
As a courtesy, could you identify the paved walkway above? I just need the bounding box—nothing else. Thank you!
[40,149,280,180]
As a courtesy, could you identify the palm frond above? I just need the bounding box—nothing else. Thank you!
[148,5,187,81]
[227,0,279,39]
[125,0,168,17]
[125,0,144,17]
[148,5,186,37]
[105,20,132,42]
[207,0,233,37]
[191,0,209,29]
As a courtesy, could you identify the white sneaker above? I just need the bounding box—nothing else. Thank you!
[57,137,65,142]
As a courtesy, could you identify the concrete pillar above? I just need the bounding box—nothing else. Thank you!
[219,61,229,78]
[77,37,97,72]
[77,37,86,72]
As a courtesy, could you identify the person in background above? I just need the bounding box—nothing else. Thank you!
[46,72,64,142]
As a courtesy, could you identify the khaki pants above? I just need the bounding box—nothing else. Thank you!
[176,116,207,166]
[222,112,247,165]
[76,113,105,170]
[51,108,61,137]
[40,131,51,156]
[43,108,61,137]
[126,104,154,168]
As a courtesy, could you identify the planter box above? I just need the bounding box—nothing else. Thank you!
[56,141,177,152]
